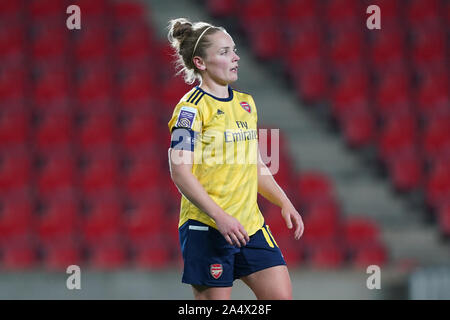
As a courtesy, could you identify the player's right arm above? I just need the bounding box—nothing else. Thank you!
[168,147,249,247]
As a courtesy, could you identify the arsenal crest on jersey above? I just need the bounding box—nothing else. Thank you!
[240,101,251,113]
[210,264,223,279]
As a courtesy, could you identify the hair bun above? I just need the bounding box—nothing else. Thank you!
[172,20,193,42]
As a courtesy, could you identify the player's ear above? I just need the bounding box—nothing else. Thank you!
[193,56,206,71]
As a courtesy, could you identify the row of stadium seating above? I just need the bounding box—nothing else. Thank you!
[204,0,450,238]
[0,0,387,270]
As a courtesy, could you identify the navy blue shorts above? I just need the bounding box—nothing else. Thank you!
[179,219,286,287]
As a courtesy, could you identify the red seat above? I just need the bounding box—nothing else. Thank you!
[0,64,27,102]
[377,118,417,162]
[248,24,282,60]
[76,66,114,105]
[30,24,68,63]
[33,68,71,110]
[78,111,117,152]
[73,0,110,20]
[411,26,446,69]
[119,70,155,106]
[0,0,25,20]
[340,108,375,148]
[308,242,345,269]
[0,105,29,147]
[131,235,172,269]
[375,68,412,117]
[422,116,450,162]
[323,0,361,28]
[416,70,449,117]
[297,171,335,207]
[206,0,238,17]
[302,208,339,246]
[37,150,77,196]
[81,197,123,244]
[0,196,34,244]
[35,111,73,151]
[123,152,161,199]
[0,22,25,63]
[387,153,424,192]
[239,0,277,27]
[294,64,329,103]
[351,242,388,268]
[116,24,153,63]
[369,23,406,68]
[285,26,323,69]
[121,112,159,152]
[124,200,166,245]
[28,0,65,21]
[276,235,304,268]
[407,0,441,27]
[1,241,37,270]
[426,162,450,209]
[328,30,364,68]
[342,217,381,250]
[0,148,32,194]
[80,151,121,196]
[88,241,127,270]
[113,1,148,23]
[282,0,319,28]
[74,24,112,64]
[42,240,83,271]
[37,198,80,244]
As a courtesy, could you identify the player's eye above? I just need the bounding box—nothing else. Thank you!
[233,48,238,53]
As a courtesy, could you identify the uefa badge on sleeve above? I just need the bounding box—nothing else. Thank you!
[210,264,223,279]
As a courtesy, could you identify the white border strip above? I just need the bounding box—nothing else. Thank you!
[189,225,209,231]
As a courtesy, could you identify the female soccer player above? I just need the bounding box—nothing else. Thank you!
[167,18,304,300]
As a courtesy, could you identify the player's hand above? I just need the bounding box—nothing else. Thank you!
[214,211,250,247]
[281,203,304,240]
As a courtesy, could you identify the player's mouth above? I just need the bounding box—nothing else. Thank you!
[230,66,238,73]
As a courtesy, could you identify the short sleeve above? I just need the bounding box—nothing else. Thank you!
[168,102,203,134]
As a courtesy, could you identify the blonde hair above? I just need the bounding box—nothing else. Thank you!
[167,18,225,84]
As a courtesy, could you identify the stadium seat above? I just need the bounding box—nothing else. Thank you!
[81,197,123,245]
[308,242,346,269]
[73,24,112,65]
[124,200,167,245]
[285,26,323,70]
[206,0,238,18]
[0,63,27,102]
[426,161,450,209]
[351,242,388,268]
[296,171,335,207]
[422,115,450,163]
[294,63,329,103]
[37,197,80,244]
[416,70,450,117]
[30,24,68,64]
[340,108,376,148]
[342,217,381,250]
[301,207,339,246]
[0,241,37,270]
[0,105,30,147]
[42,240,83,271]
[76,66,115,106]
[0,196,35,245]
[407,0,441,27]
[28,0,64,22]
[80,151,121,196]
[32,67,71,111]
[123,157,161,200]
[131,235,172,270]
[0,22,25,64]
[323,0,362,28]
[35,111,73,151]
[281,0,319,30]
[88,240,127,270]
[387,153,424,192]
[328,29,364,69]
[77,111,118,152]
[121,112,159,152]
[0,148,32,194]
[37,150,78,196]
[113,1,148,23]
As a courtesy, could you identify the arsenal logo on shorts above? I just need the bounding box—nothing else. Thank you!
[210,264,223,279]
[240,102,251,113]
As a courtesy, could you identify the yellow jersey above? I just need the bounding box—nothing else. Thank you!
[168,85,264,236]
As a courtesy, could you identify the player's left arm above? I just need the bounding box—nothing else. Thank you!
[257,149,304,240]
